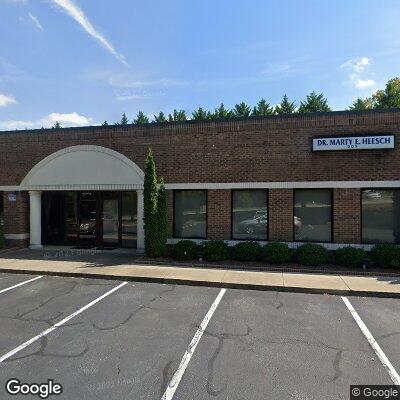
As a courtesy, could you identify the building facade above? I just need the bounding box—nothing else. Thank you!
[0,109,399,252]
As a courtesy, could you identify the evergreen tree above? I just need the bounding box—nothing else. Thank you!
[233,102,251,117]
[191,107,210,120]
[144,148,159,257]
[118,113,129,125]
[211,103,232,119]
[53,121,61,128]
[168,109,187,122]
[348,97,373,110]
[156,177,168,257]
[298,91,331,113]
[133,111,149,125]
[102,120,109,126]
[252,99,275,116]
[275,94,297,114]
[371,77,400,109]
[153,111,167,123]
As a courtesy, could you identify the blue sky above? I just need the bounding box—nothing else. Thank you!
[1,0,400,129]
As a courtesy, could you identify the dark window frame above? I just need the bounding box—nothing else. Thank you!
[173,189,208,239]
[293,188,333,243]
[231,189,269,241]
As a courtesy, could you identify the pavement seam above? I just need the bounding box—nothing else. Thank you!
[338,275,352,291]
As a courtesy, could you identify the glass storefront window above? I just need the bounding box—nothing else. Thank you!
[232,190,268,240]
[174,190,207,238]
[294,189,332,242]
[362,189,400,244]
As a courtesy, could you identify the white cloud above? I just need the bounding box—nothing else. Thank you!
[0,93,17,107]
[28,13,43,30]
[44,112,91,125]
[0,112,91,130]
[341,56,375,90]
[351,75,375,89]
[51,0,127,65]
[88,69,186,88]
[341,57,370,73]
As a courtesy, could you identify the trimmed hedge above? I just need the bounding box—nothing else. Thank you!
[335,246,365,267]
[296,243,328,266]
[263,242,291,264]
[172,240,197,261]
[371,243,400,268]
[0,226,4,249]
[203,240,229,262]
[234,241,262,261]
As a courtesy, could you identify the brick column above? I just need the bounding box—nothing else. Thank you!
[269,189,293,242]
[3,191,30,248]
[207,189,231,240]
[333,188,361,244]
[167,190,173,237]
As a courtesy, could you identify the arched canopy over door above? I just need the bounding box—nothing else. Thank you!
[21,145,144,190]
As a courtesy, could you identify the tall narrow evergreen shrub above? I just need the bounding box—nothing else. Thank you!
[144,148,158,256]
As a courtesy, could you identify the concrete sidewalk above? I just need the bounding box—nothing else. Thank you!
[0,248,399,297]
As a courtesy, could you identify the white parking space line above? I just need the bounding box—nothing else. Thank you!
[0,281,127,363]
[0,276,43,295]
[342,296,400,385]
[161,288,227,400]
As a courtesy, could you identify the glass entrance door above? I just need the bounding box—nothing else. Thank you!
[78,192,98,247]
[102,192,120,248]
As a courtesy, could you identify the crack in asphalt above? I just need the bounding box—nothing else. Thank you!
[3,335,89,363]
[13,281,79,320]
[202,325,253,396]
[90,285,176,331]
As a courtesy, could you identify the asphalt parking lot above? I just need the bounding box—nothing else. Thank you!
[0,272,399,400]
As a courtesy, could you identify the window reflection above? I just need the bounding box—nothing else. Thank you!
[232,190,268,240]
[294,189,332,242]
[174,190,207,238]
[362,189,400,243]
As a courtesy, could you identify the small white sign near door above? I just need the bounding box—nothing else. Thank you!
[8,192,17,202]
[313,135,395,151]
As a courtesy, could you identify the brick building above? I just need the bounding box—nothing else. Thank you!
[0,109,399,251]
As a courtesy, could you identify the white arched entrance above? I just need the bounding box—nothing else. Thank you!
[22,145,145,251]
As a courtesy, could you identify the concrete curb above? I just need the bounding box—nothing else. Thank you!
[1,267,399,299]
[135,258,400,277]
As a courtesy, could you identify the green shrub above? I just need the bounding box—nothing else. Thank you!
[234,241,263,261]
[203,240,229,262]
[172,240,197,261]
[0,226,4,249]
[263,242,292,264]
[371,243,400,268]
[296,243,328,266]
[335,246,365,267]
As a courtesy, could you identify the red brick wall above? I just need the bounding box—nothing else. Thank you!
[1,110,399,246]
[0,111,399,186]
[207,190,231,240]
[269,189,294,241]
[333,188,361,243]
[2,191,29,247]
[167,190,173,237]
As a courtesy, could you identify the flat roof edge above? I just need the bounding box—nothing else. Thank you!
[1,108,400,135]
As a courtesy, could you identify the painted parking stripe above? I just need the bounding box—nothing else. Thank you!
[0,281,127,363]
[161,288,227,400]
[342,296,400,385]
[0,276,43,295]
